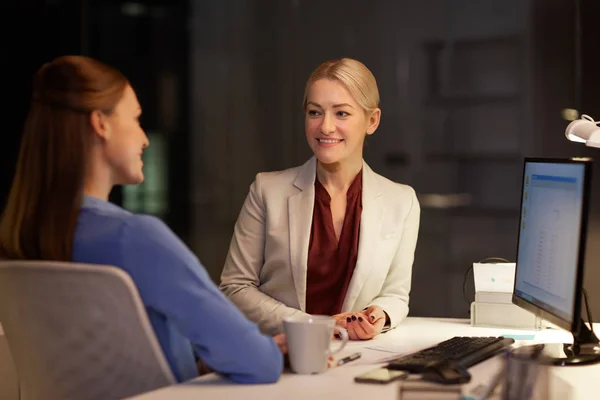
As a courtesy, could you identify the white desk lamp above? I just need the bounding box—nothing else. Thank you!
[565,114,600,148]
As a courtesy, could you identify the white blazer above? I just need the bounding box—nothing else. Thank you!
[220,157,420,335]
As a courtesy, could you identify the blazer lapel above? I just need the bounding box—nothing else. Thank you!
[342,163,383,311]
[288,157,316,311]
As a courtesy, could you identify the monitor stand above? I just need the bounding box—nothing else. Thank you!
[541,318,600,366]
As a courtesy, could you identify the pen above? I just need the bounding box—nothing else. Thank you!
[337,352,361,366]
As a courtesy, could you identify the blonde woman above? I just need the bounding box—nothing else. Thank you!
[220,58,420,340]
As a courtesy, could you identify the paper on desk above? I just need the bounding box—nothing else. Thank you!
[473,262,515,293]
[334,342,413,366]
[365,341,427,355]
[351,348,407,365]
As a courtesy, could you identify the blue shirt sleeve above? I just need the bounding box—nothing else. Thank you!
[119,214,283,383]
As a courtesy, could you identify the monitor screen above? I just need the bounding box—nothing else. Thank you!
[513,158,591,331]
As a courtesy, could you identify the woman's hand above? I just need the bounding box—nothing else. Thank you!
[327,355,336,368]
[332,306,386,340]
[273,333,288,354]
[331,312,353,329]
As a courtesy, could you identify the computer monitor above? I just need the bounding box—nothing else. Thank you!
[512,157,600,365]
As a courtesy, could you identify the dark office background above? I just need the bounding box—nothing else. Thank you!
[2,0,600,318]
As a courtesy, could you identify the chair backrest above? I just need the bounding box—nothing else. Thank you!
[0,261,176,400]
[0,322,20,400]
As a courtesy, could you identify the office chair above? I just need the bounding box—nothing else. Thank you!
[0,322,19,400]
[0,261,176,400]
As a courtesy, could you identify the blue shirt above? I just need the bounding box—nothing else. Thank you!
[72,195,282,383]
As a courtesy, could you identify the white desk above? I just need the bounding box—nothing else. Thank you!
[127,317,599,400]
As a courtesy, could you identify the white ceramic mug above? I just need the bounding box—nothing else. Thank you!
[283,315,349,374]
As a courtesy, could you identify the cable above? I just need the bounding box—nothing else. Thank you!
[476,257,511,264]
[574,0,582,113]
[583,287,594,333]
[463,257,511,314]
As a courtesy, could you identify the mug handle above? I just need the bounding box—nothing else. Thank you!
[329,326,349,355]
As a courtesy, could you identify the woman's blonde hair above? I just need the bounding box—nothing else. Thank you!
[302,58,380,114]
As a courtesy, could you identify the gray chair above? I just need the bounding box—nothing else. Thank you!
[0,322,19,400]
[0,261,176,400]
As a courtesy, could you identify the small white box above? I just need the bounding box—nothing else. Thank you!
[473,262,515,293]
[475,291,513,304]
[471,301,545,330]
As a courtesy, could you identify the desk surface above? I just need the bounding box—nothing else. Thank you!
[127,317,598,400]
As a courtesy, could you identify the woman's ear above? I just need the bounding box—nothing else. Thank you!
[366,108,381,135]
[90,110,110,140]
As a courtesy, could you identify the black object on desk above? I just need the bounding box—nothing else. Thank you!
[386,336,515,375]
[420,360,472,384]
[337,352,361,366]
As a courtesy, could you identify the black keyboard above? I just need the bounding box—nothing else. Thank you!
[386,336,515,373]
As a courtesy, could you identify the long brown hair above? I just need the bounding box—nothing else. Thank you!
[0,55,128,261]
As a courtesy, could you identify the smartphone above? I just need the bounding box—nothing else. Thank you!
[354,367,409,384]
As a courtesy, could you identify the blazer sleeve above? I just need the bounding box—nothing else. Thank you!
[121,215,283,384]
[367,187,420,328]
[220,174,307,335]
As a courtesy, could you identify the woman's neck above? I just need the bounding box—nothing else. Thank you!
[316,157,363,194]
[83,181,112,201]
[83,158,113,201]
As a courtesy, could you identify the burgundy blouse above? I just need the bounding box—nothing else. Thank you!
[305,171,362,315]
